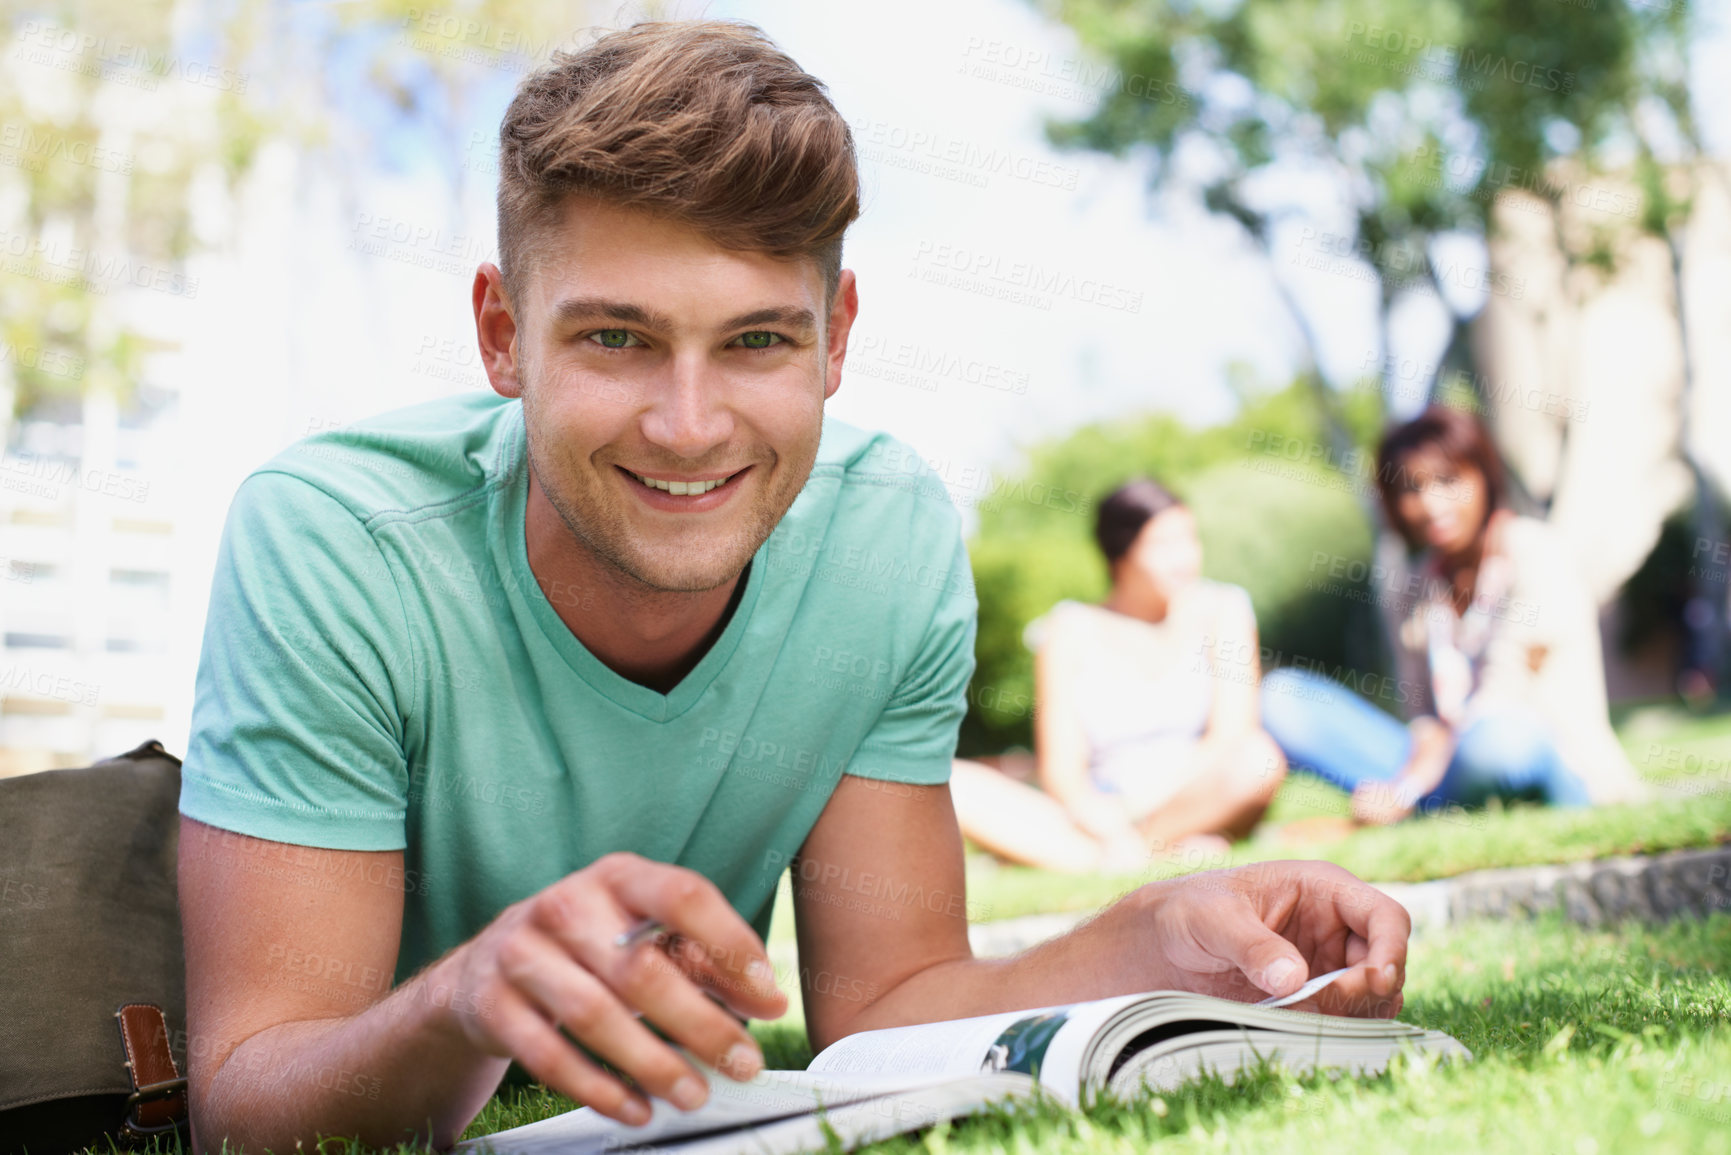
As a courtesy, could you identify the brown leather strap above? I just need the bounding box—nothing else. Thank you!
[114,1003,187,1135]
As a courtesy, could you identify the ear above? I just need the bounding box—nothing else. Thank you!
[822,268,859,402]
[473,262,524,399]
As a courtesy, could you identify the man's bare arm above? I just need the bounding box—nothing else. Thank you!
[179,816,507,1151]
[180,817,785,1152]
[794,776,1410,1053]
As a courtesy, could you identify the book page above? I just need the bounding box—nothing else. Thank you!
[1105,1029,1471,1102]
[650,1075,1040,1155]
[453,1066,958,1155]
[806,994,1143,1102]
[807,1007,1052,1080]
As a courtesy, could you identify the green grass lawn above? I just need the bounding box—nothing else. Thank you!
[467,910,1731,1155]
[958,790,1731,925]
[100,910,1731,1155]
[75,709,1731,1155]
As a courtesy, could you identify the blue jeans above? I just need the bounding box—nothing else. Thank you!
[1259,667,1591,809]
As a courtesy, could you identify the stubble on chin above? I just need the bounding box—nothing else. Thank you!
[523,422,818,596]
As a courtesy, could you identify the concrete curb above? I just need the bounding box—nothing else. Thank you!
[966,843,1731,957]
[1416,843,1731,930]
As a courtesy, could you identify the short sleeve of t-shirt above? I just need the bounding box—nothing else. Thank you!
[178,471,415,851]
[1020,600,1075,653]
[1213,582,1256,637]
[844,520,977,787]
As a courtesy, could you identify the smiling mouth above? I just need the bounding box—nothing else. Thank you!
[621,466,746,496]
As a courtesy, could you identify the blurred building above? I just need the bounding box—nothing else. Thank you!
[0,388,178,775]
[1,144,501,777]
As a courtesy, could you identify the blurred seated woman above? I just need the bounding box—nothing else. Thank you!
[1260,404,1647,825]
[950,479,1287,873]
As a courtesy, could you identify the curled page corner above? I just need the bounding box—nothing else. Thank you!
[1255,965,1358,1009]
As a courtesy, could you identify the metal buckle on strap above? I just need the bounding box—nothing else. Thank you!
[122,1077,189,1136]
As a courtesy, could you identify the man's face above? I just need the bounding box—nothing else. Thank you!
[485,198,855,593]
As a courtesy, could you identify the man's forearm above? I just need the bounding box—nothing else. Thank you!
[814,890,1158,1049]
[194,954,506,1153]
[811,861,1410,1053]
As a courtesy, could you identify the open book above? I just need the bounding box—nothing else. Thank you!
[457,985,1469,1155]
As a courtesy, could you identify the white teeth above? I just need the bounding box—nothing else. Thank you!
[632,471,732,495]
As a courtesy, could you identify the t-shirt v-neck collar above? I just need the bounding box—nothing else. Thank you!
[490,412,765,724]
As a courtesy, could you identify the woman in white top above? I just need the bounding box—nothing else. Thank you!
[1260,404,1646,824]
[951,479,1288,872]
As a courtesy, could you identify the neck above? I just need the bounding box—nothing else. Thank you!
[524,470,745,693]
[1436,512,1496,577]
[1104,579,1170,624]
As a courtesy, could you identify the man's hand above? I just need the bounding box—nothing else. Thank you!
[1136,860,1410,1018]
[434,852,786,1125]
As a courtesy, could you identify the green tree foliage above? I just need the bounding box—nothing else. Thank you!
[1035,0,1690,401]
[961,379,1387,753]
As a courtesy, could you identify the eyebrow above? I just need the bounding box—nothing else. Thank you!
[720,306,819,334]
[549,297,818,336]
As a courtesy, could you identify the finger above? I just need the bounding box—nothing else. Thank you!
[598,856,786,1018]
[1329,981,1402,1018]
[530,886,768,1085]
[604,929,769,1081]
[1188,895,1309,999]
[1344,931,1369,968]
[1322,876,1411,997]
[506,930,717,1111]
[665,934,781,1013]
[1309,965,1400,1018]
[487,986,652,1126]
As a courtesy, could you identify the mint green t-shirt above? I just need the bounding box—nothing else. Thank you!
[179,392,977,985]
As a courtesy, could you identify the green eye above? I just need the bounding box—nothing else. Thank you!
[593,329,633,348]
[737,331,780,349]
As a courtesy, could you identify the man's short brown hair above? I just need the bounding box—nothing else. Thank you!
[496,20,860,311]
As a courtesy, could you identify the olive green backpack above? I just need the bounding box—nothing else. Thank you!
[0,740,190,1153]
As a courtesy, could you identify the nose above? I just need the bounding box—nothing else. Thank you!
[640,351,734,462]
[1419,482,1453,522]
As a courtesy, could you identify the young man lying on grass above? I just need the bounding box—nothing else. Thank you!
[176,19,1411,1153]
